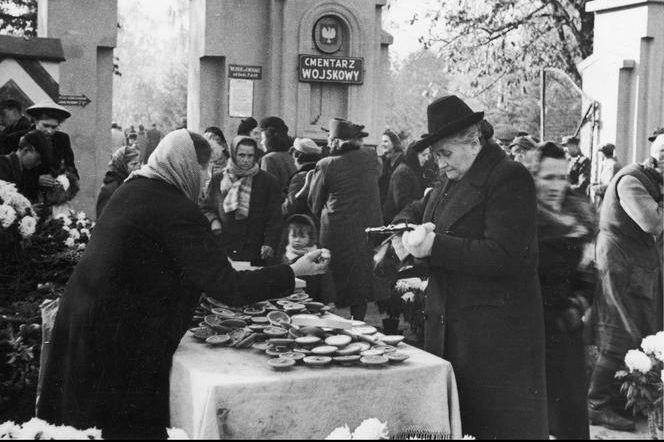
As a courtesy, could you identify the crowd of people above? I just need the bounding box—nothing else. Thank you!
[0,95,662,439]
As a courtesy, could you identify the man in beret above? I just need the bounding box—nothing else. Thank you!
[562,135,591,196]
[393,96,548,439]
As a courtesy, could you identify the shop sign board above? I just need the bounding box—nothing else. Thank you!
[298,54,363,85]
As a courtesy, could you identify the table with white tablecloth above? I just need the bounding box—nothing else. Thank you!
[169,333,462,439]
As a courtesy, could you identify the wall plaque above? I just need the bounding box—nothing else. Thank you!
[228,65,262,80]
[298,54,363,85]
[313,16,344,54]
[228,78,254,118]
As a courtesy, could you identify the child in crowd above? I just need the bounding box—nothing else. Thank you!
[282,214,335,303]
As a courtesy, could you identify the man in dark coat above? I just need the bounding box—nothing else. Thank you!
[37,129,328,439]
[0,130,53,199]
[0,99,32,153]
[562,136,591,196]
[309,118,383,320]
[394,96,548,439]
[4,101,79,201]
[588,134,663,431]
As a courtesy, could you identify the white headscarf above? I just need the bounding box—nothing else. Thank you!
[127,129,203,202]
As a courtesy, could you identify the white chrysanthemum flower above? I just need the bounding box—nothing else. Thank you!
[54,212,73,227]
[64,237,76,248]
[18,216,37,238]
[401,291,415,302]
[419,279,429,291]
[7,191,31,216]
[69,229,81,240]
[80,228,90,237]
[0,180,18,202]
[77,211,87,221]
[0,420,18,438]
[352,418,389,440]
[625,349,653,374]
[83,426,103,440]
[13,418,49,439]
[326,424,352,440]
[77,243,86,251]
[0,203,17,228]
[462,435,476,440]
[55,174,70,191]
[167,427,190,440]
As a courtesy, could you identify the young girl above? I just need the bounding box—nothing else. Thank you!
[282,214,334,303]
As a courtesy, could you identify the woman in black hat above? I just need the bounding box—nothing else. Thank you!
[258,116,296,197]
[395,95,548,439]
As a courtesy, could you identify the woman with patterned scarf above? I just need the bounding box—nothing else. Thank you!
[531,141,597,439]
[95,144,141,218]
[201,135,282,265]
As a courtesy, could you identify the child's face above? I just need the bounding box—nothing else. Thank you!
[288,229,311,249]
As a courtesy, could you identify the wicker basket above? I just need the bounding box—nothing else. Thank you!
[649,407,663,440]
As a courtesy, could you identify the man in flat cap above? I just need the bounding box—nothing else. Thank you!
[562,135,591,196]
[308,118,381,321]
[392,96,548,439]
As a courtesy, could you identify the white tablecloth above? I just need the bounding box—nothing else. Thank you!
[169,334,462,439]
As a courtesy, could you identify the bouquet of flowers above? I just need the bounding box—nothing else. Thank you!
[0,180,38,251]
[0,418,189,439]
[615,331,664,438]
[54,210,94,251]
[394,278,428,342]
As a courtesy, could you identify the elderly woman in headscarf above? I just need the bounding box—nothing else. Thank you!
[95,145,141,218]
[201,135,282,265]
[530,141,596,439]
[37,129,328,439]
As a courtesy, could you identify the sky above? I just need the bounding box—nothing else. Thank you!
[117,0,436,64]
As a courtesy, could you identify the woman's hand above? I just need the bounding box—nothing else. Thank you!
[402,223,436,258]
[211,219,222,236]
[260,245,274,260]
[39,175,59,188]
[290,249,330,277]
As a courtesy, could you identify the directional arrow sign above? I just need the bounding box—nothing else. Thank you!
[58,94,91,108]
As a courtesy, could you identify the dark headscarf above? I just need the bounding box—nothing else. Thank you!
[403,142,426,188]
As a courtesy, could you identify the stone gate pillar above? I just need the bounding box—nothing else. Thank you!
[580,0,664,164]
[37,0,118,217]
[188,0,392,146]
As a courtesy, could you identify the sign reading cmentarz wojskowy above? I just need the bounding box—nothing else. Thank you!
[298,54,364,85]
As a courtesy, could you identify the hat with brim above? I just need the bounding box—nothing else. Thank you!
[25,100,71,121]
[412,95,484,152]
[322,118,369,139]
[648,128,664,142]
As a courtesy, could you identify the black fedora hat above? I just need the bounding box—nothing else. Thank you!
[412,95,484,152]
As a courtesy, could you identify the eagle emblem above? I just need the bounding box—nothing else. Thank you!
[321,26,337,44]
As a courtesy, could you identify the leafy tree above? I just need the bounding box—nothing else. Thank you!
[0,0,37,37]
[412,0,594,88]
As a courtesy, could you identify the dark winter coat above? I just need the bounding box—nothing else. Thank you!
[537,191,596,439]
[308,146,383,307]
[282,162,316,219]
[95,171,125,219]
[0,116,32,154]
[595,163,663,355]
[378,151,403,206]
[383,149,425,224]
[394,142,548,439]
[261,151,297,196]
[0,152,35,200]
[201,169,282,263]
[37,177,294,438]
